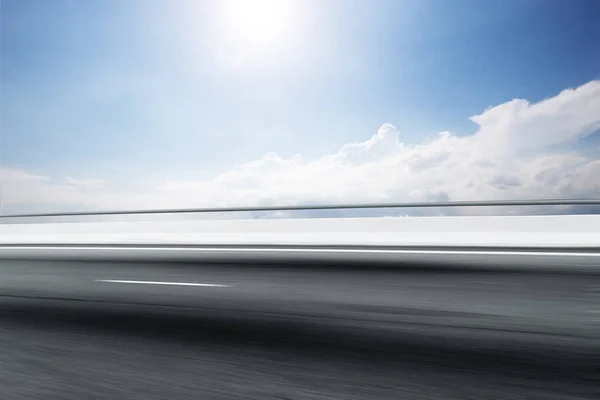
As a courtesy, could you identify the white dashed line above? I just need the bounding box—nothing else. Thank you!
[95,279,231,287]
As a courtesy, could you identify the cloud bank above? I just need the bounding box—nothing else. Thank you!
[2,80,600,216]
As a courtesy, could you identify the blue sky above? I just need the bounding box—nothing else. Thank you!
[1,0,600,212]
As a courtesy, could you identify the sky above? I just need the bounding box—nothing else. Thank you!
[1,0,600,215]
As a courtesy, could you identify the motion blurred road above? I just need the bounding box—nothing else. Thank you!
[1,260,599,399]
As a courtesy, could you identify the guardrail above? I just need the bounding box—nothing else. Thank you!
[2,198,600,218]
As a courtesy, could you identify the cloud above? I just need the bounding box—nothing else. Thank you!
[2,80,600,216]
[470,80,600,155]
[63,177,107,189]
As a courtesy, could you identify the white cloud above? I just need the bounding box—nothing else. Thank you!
[2,80,600,216]
[63,177,107,189]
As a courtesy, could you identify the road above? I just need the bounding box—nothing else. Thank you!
[1,259,599,399]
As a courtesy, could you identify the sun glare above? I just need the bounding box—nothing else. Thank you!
[220,0,296,49]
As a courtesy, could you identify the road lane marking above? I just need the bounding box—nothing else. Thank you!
[95,279,231,287]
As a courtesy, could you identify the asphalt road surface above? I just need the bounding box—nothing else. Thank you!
[1,259,599,399]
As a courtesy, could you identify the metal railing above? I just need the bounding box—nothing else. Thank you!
[2,198,600,218]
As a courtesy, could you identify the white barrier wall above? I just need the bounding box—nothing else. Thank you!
[1,215,599,248]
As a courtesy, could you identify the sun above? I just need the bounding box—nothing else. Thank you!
[219,0,296,50]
